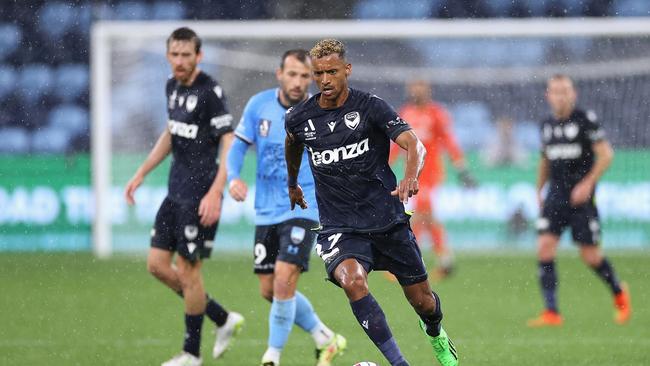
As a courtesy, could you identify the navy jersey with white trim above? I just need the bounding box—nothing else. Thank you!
[165,71,233,205]
[285,88,412,234]
[540,108,605,200]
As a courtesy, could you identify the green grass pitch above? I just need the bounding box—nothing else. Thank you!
[1,251,648,365]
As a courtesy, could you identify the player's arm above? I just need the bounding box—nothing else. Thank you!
[570,139,614,206]
[199,131,234,226]
[285,132,307,210]
[536,155,549,209]
[391,130,426,203]
[226,137,250,202]
[124,129,172,205]
[438,108,476,187]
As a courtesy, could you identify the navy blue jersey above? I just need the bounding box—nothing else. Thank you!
[285,88,412,234]
[165,71,234,205]
[540,108,605,202]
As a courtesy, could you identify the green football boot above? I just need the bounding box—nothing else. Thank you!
[419,319,458,366]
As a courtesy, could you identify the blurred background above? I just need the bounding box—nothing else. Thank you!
[1,0,648,254]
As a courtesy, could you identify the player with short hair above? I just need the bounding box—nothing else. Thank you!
[227,49,345,366]
[124,27,244,366]
[390,79,476,279]
[528,74,631,327]
[285,39,458,366]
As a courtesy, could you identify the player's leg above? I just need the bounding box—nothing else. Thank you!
[528,204,565,327]
[174,255,206,362]
[413,185,453,279]
[150,200,231,331]
[377,223,457,366]
[572,206,631,324]
[331,258,407,366]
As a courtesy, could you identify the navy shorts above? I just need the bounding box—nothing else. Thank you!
[253,218,319,274]
[150,197,218,262]
[537,200,601,245]
[316,223,428,287]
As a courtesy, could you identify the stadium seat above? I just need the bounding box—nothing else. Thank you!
[0,64,16,100]
[115,1,150,20]
[355,0,437,19]
[0,127,30,154]
[484,0,515,17]
[521,0,547,16]
[18,64,54,105]
[151,2,187,20]
[37,2,76,40]
[613,0,650,16]
[0,23,22,61]
[450,102,493,150]
[47,104,89,135]
[55,64,89,102]
[31,127,71,154]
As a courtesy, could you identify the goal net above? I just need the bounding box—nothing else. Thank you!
[91,19,650,257]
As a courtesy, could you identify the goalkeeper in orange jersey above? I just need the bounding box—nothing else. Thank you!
[390,80,476,280]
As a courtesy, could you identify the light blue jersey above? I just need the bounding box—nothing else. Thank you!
[227,88,318,225]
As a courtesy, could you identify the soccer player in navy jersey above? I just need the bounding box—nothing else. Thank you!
[124,27,243,366]
[527,74,631,327]
[284,39,458,366]
[227,49,345,366]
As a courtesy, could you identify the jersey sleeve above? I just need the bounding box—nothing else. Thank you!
[234,97,258,145]
[284,107,302,143]
[203,84,234,138]
[369,95,411,141]
[584,110,606,143]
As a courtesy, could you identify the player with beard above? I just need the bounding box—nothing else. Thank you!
[285,39,458,366]
[528,74,631,327]
[227,49,345,366]
[125,27,244,366]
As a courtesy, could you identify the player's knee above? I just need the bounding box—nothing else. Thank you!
[273,274,297,299]
[338,272,369,298]
[146,258,165,278]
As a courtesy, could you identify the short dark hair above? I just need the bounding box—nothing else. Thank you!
[280,49,310,69]
[167,27,201,53]
[310,39,346,60]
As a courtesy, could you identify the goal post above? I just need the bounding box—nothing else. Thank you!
[91,18,650,258]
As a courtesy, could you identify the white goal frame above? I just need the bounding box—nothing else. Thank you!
[91,18,650,258]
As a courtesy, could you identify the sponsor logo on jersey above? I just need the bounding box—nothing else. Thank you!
[387,117,407,127]
[344,111,360,130]
[564,123,579,140]
[327,121,336,132]
[168,119,198,139]
[187,242,197,254]
[304,119,317,140]
[186,94,198,112]
[545,143,582,160]
[210,114,233,129]
[259,119,271,137]
[309,138,370,166]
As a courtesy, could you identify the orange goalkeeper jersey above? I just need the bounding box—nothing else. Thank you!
[392,101,464,186]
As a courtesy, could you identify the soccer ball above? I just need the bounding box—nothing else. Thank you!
[353,363,378,366]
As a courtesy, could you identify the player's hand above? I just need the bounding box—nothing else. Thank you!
[391,176,419,203]
[458,169,478,189]
[228,178,248,202]
[124,174,144,205]
[198,190,222,226]
[570,179,594,207]
[289,185,307,210]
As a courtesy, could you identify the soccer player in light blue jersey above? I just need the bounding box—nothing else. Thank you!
[227,49,346,366]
